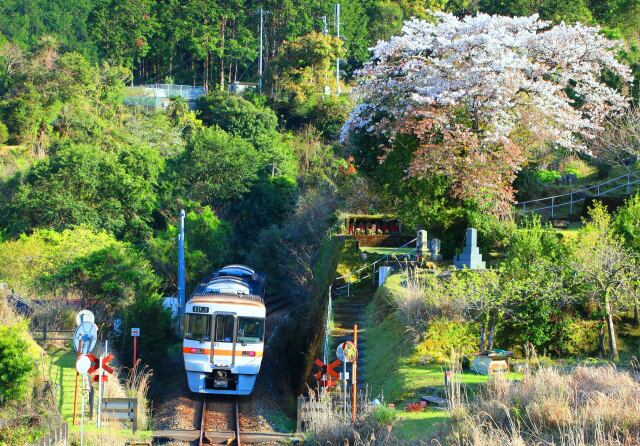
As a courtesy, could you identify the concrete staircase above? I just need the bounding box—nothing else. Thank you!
[329,288,373,389]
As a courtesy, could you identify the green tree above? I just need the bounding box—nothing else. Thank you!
[89,0,156,69]
[0,226,117,297]
[572,203,638,361]
[0,323,34,402]
[50,242,160,317]
[2,143,162,239]
[196,92,278,143]
[147,206,233,292]
[168,126,259,204]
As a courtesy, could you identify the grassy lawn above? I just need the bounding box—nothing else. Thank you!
[393,409,449,440]
[359,246,414,256]
[363,278,521,442]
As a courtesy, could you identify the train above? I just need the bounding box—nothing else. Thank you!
[183,265,266,395]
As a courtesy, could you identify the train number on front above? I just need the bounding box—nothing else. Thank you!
[193,306,209,313]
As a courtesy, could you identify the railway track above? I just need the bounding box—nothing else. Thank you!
[152,395,293,444]
[198,396,238,445]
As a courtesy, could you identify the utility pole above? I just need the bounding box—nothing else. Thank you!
[335,3,341,95]
[322,15,328,35]
[258,7,264,94]
[178,209,186,334]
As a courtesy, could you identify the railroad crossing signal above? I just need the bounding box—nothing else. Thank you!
[85,352,115,376]
[314,358,341,388]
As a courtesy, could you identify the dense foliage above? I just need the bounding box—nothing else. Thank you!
[0,323,34,402]
[342,13,630,217]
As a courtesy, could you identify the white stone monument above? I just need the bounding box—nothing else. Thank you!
[454,228,486,269]
[416,230,429,254]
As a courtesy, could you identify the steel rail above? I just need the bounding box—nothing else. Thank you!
[199,397,209,446]
[234,397,241,446]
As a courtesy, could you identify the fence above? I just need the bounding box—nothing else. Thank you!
[31,324,74,343]
[296,395,344,432]
[514,170,640,218]
[124,84,206,110]
[31,422,68,446]
[334,237,417,297]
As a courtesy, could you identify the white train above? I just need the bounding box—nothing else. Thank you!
[183,265,266,395]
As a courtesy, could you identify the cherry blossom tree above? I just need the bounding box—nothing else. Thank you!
[341,13,632,214]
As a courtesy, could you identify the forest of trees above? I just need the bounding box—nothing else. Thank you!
[2,0,640,92]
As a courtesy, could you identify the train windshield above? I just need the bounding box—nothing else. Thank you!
[215,315,235,342]
[237,317,265,344]
[184,314,210,341]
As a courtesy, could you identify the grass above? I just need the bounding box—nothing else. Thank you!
[359,246,414,256]
[362,274,521,442]
[44,346,151,441]
[393,409,449,440]
[45,347,78,421]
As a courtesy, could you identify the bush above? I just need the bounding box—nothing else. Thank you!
[560,156,596,178]
[0,323,35,402]
[416,318,479,363]
[196,91,278,143]
[535,169,561,184]
[0,121,8,144]
[560,319,600,356]
[370,405,396,427]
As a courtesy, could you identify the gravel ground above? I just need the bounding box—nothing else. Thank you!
[150,303,293,444]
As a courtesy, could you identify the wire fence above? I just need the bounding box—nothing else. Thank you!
[514,170,640,218]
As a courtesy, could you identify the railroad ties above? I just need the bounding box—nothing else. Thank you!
[153,395,293,444]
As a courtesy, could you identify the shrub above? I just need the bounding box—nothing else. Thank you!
[416,318,479,363]
[560,156,596,178]
[559,319,600,356]
[0,323,35,402]
[0,121,8,145]
[370,405,396,427]
[535,169,561,184]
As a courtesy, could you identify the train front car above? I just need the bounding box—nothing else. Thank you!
[183,265,266,396]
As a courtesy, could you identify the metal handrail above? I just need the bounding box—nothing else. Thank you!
[516,170,640,206]
[515,170,640,217]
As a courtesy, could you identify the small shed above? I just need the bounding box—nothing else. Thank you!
[471,349,512,375]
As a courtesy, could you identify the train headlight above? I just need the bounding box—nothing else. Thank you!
[189,348,205,354]
[242,351,256,357]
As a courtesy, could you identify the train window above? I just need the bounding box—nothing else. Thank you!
[184,314,210,341]
[215,315,235,342]
[237,318,265,344]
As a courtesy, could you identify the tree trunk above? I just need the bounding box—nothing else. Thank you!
[487,324,496,350]
[634,300,639,327]
[219,18,226,91]
[479,324,486,352]
[605,293,618,361]
[598,321,605,358]
[204,52,209,93]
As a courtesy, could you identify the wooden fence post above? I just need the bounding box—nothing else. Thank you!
[296,396,304,432]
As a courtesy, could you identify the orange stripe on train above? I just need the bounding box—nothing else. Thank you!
[182,347,263,357]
